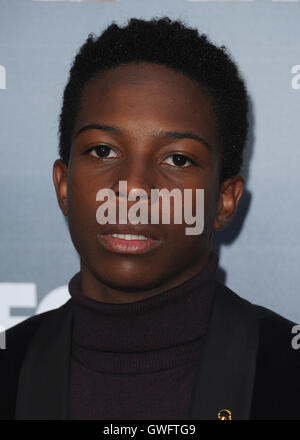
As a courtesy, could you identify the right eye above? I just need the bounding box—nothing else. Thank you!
[88,145,117,159]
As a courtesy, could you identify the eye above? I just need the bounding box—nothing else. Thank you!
[162,154,194,168]
[88,145,117,159]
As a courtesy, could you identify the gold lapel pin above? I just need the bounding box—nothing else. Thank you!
[217,409,232,420]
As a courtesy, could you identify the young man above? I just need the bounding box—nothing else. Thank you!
[1,17,299,420]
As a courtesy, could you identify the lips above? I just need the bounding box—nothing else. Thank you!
[97,225,162,255]
[98,224,160,241]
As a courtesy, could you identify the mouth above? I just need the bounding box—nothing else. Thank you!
[97,227,162,255]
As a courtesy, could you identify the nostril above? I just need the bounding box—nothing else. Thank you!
[128,188,149,201]
[116,189,150,200]
[115,190,127,198]
[113,181,152,201]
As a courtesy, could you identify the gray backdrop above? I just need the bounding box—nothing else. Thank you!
[0,0,299,329]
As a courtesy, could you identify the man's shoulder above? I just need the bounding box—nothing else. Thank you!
[216,280,297,331]
[2,303,68,351]
[5,309,55,341]
[0,300,72,370]
[217,280,299,365]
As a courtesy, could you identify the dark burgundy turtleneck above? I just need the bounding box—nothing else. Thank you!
[68,251,219,420]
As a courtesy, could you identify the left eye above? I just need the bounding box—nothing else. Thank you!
[163,154,193,168]
[89,145,117,159]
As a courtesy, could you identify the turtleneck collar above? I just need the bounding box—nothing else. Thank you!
[68,251,219,373]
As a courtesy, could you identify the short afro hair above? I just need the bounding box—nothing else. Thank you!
[58,16,249,182]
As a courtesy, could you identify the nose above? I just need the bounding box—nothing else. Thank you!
[111,163,155,204]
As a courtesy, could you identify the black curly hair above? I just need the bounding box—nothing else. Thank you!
[58,16,249,182]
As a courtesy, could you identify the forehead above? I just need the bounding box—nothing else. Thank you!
[73,62,220,153]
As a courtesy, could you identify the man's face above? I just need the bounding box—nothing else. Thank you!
[53,62,242,293]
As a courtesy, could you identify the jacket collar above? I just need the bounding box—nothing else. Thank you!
[15,282,259,420]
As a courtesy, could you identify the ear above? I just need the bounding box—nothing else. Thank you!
[214,175,245,231]
[53,159,68,217]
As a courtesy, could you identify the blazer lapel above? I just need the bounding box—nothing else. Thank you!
[189,281,260,420]
[15,299,73,420]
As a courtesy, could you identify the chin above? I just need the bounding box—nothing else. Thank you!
[92,264,167,293]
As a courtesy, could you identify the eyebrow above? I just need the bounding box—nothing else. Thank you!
[73,123,214,153]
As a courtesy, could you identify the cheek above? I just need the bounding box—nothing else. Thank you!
[67,175,100,244]
[186,184,218,224]
[204,187,220,233]
[187,183,219,240]
[164,198,210,249]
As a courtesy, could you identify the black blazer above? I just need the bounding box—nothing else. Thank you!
[1,281,300,420]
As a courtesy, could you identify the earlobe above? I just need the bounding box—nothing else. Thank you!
[53,159,68,216]
[213,175,244,231]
